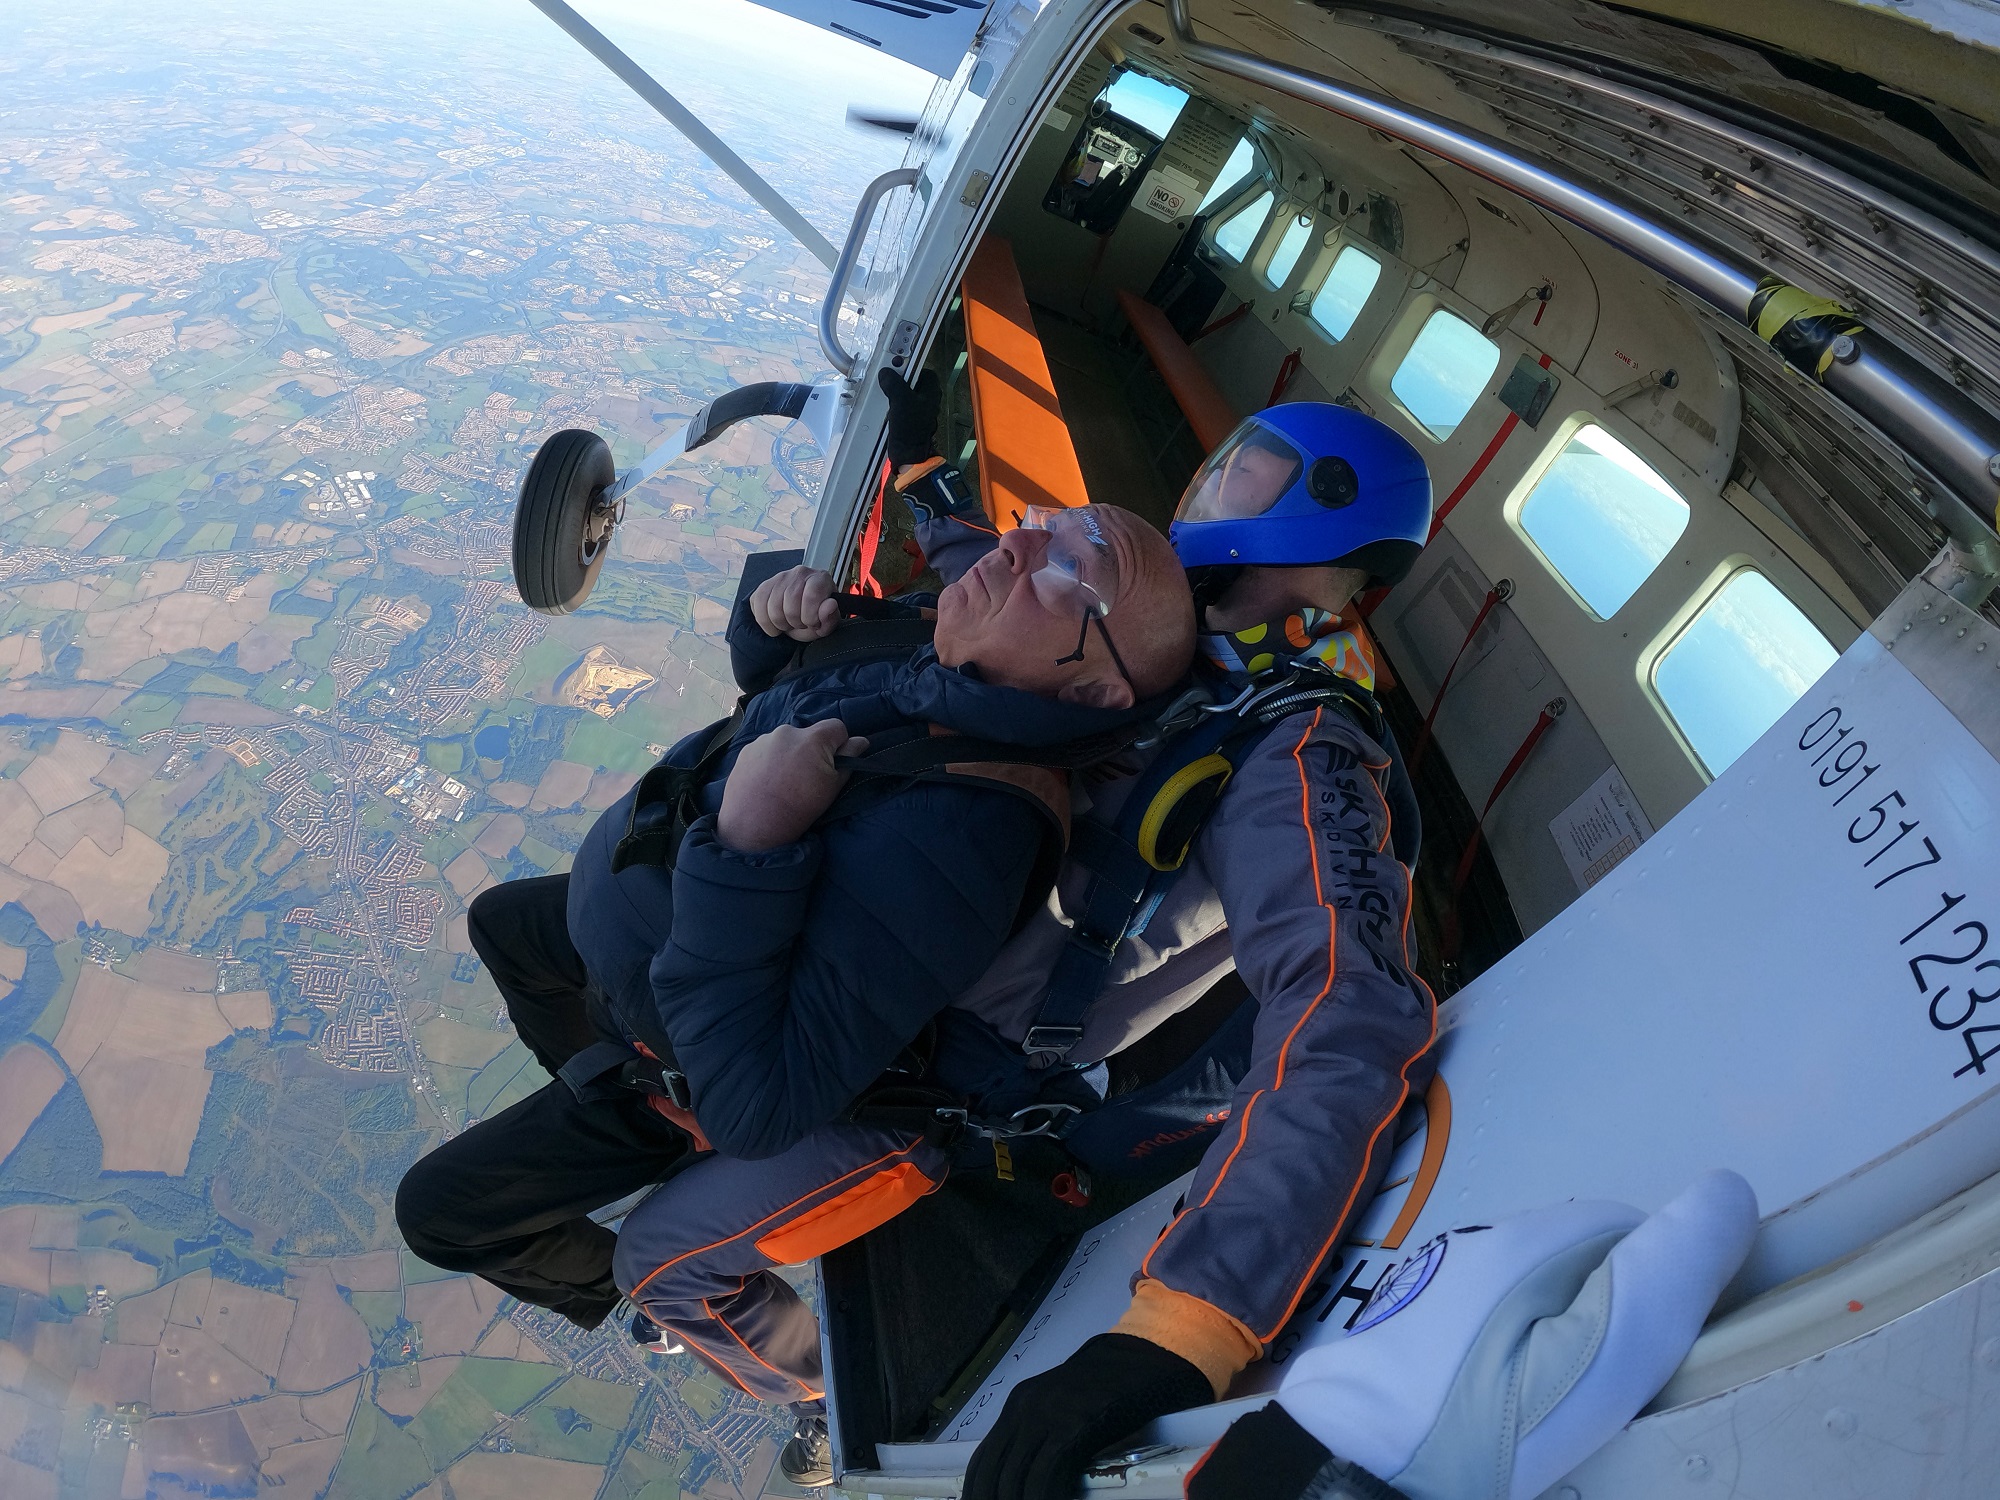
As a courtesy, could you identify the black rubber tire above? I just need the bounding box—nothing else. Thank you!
[512,428,614,615]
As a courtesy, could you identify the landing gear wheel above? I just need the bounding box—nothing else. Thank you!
[512,428,616,615]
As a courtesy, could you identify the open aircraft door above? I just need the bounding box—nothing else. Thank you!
[505,0,1017,613]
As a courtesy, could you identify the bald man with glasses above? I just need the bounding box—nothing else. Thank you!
[395,479,1194,1486]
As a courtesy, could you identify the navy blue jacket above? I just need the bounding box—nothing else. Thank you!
[565,594,1146,1160]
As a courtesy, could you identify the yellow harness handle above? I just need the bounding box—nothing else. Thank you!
[1136,753,1236,872]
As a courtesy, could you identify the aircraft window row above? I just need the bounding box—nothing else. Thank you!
[1197,137,1256,215]
[1390,307,1501,440]
[1264,209,1314,288]
[1514,423,1691,620]
[1654,569,1838,776]
[1211,189,1274,263]
[1308,244,1381,341]
[1193,173,1837,782]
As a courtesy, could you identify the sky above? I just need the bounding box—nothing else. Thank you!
[585,0,935,104]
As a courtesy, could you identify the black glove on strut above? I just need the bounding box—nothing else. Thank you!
[963,1333,1212,1500]
[879,366,942,467]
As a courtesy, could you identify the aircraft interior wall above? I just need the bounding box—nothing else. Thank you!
[948,1,1931,966]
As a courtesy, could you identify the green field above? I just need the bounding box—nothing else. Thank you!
[154,763,288,948]
[272,259,336,340]
[328,1399,433,1500]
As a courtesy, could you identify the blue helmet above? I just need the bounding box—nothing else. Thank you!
[1168,403,1433,586]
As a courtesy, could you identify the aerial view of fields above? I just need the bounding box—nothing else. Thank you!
[0,1,916,1495]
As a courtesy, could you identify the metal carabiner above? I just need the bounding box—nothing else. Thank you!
[1005,1102,1082,1139]
[1198,680,1259,717]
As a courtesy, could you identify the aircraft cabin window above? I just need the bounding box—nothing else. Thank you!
[1099,69,1190,139]
[1516,423,1691,618]
[1197,137,1255,214]
[1390,308,1501,440]
[1042,69,1190,235]
[1265,210,1313,286]
[1212,190,1275,263]
[1308,244,1382,341]
[1653,569,1838,776]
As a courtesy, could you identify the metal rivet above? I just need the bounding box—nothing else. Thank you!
[1958,629,1968,638]
[1825,1408,1857,1439]
[1987,453,2000,480]
[1556,1489,1582,1500]
[1830,334,1858,363]
[1685,1455,1711,1482]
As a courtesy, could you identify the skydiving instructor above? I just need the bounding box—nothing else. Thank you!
[838,371,1442,1499]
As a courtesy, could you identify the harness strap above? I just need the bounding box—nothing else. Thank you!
[610,707,743,873]
[833,727,1092,935]
[833,723,1141,777]
[556,1038,693,1111]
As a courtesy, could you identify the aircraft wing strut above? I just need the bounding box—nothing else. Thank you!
[526,0,841,271]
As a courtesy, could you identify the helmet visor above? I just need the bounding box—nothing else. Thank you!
[1176,422,1305,524]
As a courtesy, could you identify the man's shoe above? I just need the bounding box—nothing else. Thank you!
[779,1410,833,1489]
[628,1309,684,1356]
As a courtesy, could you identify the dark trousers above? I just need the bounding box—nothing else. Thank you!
[394,875,688,1330]
[395,874,949,1402]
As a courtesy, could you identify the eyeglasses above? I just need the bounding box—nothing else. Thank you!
[1016,505,1138,692]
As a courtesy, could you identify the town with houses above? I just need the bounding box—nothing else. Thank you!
[0,2,909,1496]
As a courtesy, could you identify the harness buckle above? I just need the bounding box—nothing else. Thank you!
[1023,1024,1086,1057]
[618,1058,692,1111]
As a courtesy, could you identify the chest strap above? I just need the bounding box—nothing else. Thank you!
[609,707,744,874]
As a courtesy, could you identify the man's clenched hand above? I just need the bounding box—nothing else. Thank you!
[750,565,839,641]
[717,719,868,852]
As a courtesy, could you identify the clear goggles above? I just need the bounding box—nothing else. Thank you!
[1175,423,1305,524]
[1017,505,1121,618]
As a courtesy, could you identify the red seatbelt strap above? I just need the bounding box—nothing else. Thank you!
[1442,698,1565,963]
[1428,352,1552,541]
[855,456,892,597]
[1409,578,1512,777]
[1266,348,1303,409]
[1193,301,1252,343]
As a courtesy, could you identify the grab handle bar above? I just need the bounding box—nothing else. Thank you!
[820,167,921,377]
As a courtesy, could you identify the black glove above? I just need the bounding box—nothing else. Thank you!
[878,367,942,467]
[1187,1401,1342,1500]
[963,1333,1211,1500]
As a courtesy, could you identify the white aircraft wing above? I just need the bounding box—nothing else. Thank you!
[740,0,989,77]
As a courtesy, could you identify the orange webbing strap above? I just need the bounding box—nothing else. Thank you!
[961,235,1090,527]
[1114,288,1240,453]
[1442,699,1563,963]
[1409,579,1511,777]
[753,1158,940,1265]
[854,457,892,596]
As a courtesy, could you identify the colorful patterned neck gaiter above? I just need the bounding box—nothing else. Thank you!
[1199,605,1377,690]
